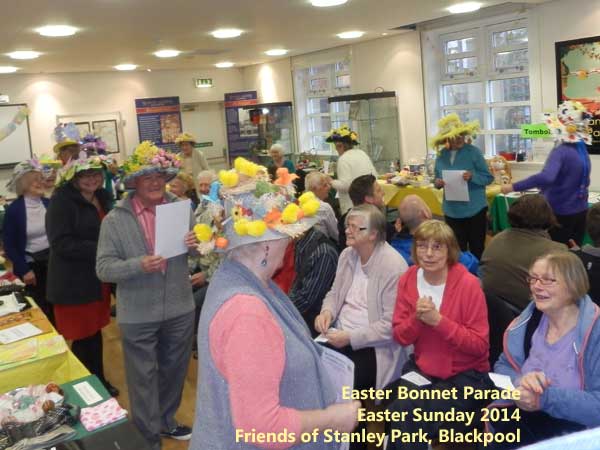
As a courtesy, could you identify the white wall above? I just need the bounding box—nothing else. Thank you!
[242,58,293,104]
[532,0,600,189]
[0,68,244,196]
[241,32,427,165]
[0,68,244,158]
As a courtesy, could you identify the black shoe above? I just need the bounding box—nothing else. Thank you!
[103,380,120,397]
[160,424,192,441]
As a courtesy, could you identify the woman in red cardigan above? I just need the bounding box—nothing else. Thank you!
[386,220,492,450]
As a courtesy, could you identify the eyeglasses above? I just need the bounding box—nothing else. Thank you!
[345,224,367,232]
[526,275,558,286]
[415,241,446,253]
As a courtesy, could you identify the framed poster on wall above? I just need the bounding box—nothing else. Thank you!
[92,119,120,153]
[74,121,91,138]
[556,35,600,153]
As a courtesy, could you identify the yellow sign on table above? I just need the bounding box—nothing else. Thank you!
[0,302,89,393]
[378,181,501,215]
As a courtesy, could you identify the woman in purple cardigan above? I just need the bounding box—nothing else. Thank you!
[502,101,592,245]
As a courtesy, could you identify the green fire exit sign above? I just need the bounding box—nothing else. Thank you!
[195,78,213,88]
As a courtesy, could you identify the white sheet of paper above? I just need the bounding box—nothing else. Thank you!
[313,327,338,344]
[73,381,103,405]
[155,199,191,259]
[442,170,470,202]
[400,371,432,387]
[322,161,330,175]
[489,372,515,390]
[0,323,43,344]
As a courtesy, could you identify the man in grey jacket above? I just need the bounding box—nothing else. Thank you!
[96,165,196,450]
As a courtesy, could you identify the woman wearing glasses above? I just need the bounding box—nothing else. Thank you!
[485,251,600,448]
[387,220,491,450]
[314,204,410,394]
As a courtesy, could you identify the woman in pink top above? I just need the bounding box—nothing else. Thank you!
[190,161,359,450]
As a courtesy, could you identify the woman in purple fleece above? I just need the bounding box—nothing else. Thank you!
[502,101,592,245]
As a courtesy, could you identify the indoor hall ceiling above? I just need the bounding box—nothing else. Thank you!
[0,0,548,74]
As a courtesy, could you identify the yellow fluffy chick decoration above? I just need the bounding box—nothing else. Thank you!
[301,199,320,217]
[282,203,303,224]
[246,220,267,237]
[234,218,249,235]
[193,224,213,242]
[219,169,239,188]
[298,191,316,205]
[298,191,320,216]
[234,157,262,178]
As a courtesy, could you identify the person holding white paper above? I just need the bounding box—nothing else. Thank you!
[388,220,492,450]
[431,114,493,259]
[96,142,195,449]
[188,160,359,450]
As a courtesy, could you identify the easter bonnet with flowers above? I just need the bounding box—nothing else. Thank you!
[192,157,321,254]
[120,141,181,188]
[55,151,114,187]
[543,100,593,144]
[429,113,480,151]
[5,156,61,192]
[52,123,81,154]
[326,125,359,145]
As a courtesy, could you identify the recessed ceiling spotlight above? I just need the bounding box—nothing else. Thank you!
[0,66,19,74]
[215,61,234,68]
[154,49,180,58]
[36,25,78,37]
[310,0,348,6]
[447,2,482,13]
[382,33,389,36]
[114,64,137,71]
[212,29,243,39]
[337,31,364,39]
[7,51,41,60]
[265,49,288,56]
[147,69,152,72]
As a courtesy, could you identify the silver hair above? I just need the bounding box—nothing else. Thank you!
[269,144,284,156]
[346,203,386,242]
[197,170,217,183]
[305,171,328,192]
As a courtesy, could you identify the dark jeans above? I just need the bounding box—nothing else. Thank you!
[386,359,494,450]
[485,407,585,450]
[445,207,488,260]
[551,210,587,245]
[71,330,105,382]
[24,259,54,325]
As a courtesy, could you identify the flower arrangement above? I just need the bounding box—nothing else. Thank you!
[325,125,359,144]
[121,141,181,177]
[80,134,108,154]
[55,152,114,186]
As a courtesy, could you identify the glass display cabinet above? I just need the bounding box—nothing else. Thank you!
[327,91,401,173]
[241,102,296,166]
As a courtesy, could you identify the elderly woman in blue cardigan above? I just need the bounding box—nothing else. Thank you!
[432,114,493,259]
[3,158,58,323]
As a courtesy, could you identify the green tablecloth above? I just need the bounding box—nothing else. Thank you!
[490,193,593,245]
[61,375,128,440]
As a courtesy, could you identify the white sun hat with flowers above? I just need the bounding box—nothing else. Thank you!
[121,141,181,189]
[6,155,62,192]
[192,157,321,254]
[543,100,593,144]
